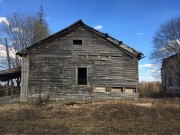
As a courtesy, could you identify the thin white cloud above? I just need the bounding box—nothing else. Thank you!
[148,69,159,74]
[139,76,159,82]
[139,64,154,68]
[94,25,103,30]
[0,44,16,70]
[159,40,180,52]
[0,44,16,58]
[139,63,160,71]
[168,39,180,46]
[139,63,161,82]
[0,17,10,25]
[159,47,166,51]
[0,45,6,57]
[12,28,23,33]
[137,32,144,36]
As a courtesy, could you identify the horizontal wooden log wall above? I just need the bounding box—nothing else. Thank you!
[28,26,139,100]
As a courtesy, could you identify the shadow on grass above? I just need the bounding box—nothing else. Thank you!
[140,92,180,99]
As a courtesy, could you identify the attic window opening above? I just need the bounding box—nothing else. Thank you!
[73,40,82,45]
[77,68,87,85]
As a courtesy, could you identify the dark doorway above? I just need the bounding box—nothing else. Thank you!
[78,68,87,85]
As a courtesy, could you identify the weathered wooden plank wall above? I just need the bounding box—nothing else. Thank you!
[26,26,138,100]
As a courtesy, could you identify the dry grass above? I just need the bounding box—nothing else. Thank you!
[139,81,162,97]
[0,98,179,135]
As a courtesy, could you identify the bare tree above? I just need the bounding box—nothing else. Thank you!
[150,16,180,91]
[0,6,50,70]
[150,16,180,65]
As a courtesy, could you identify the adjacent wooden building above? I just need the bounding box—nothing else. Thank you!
[161,54,180,94]
[17,20,144,102]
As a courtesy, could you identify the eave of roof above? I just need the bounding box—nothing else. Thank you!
[17,20,144,60]
[162,53,180,67]
[0,67,21,82]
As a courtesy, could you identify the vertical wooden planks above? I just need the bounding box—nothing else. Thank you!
[20,56,29,102]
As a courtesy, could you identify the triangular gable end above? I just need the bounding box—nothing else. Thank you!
[17,20,144,60]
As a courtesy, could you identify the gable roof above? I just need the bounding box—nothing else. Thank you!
[17,20,144,60]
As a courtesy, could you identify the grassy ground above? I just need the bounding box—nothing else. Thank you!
[0,98,179,135]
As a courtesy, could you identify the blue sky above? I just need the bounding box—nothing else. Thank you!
[0,0,180,81]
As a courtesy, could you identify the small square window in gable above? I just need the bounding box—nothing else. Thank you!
[73,40,82,45]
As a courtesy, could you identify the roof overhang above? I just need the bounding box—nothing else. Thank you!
[16,20,144,60]
[0,67,21,82]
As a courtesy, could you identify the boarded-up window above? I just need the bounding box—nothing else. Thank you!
[78,68,87,85]
[111,87,123,93]
[94,87,106,92]
[125,88,134,93]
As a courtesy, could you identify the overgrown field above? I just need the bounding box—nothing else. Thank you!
[0,98,179,135]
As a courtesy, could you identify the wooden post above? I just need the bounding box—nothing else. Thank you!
[11,85,14,98]
[20,56,29,102]
[6,81,9,96]
[136,88,138,93]
[123,87,125,93]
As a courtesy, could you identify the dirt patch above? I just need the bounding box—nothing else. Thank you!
[135,103,153,108]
